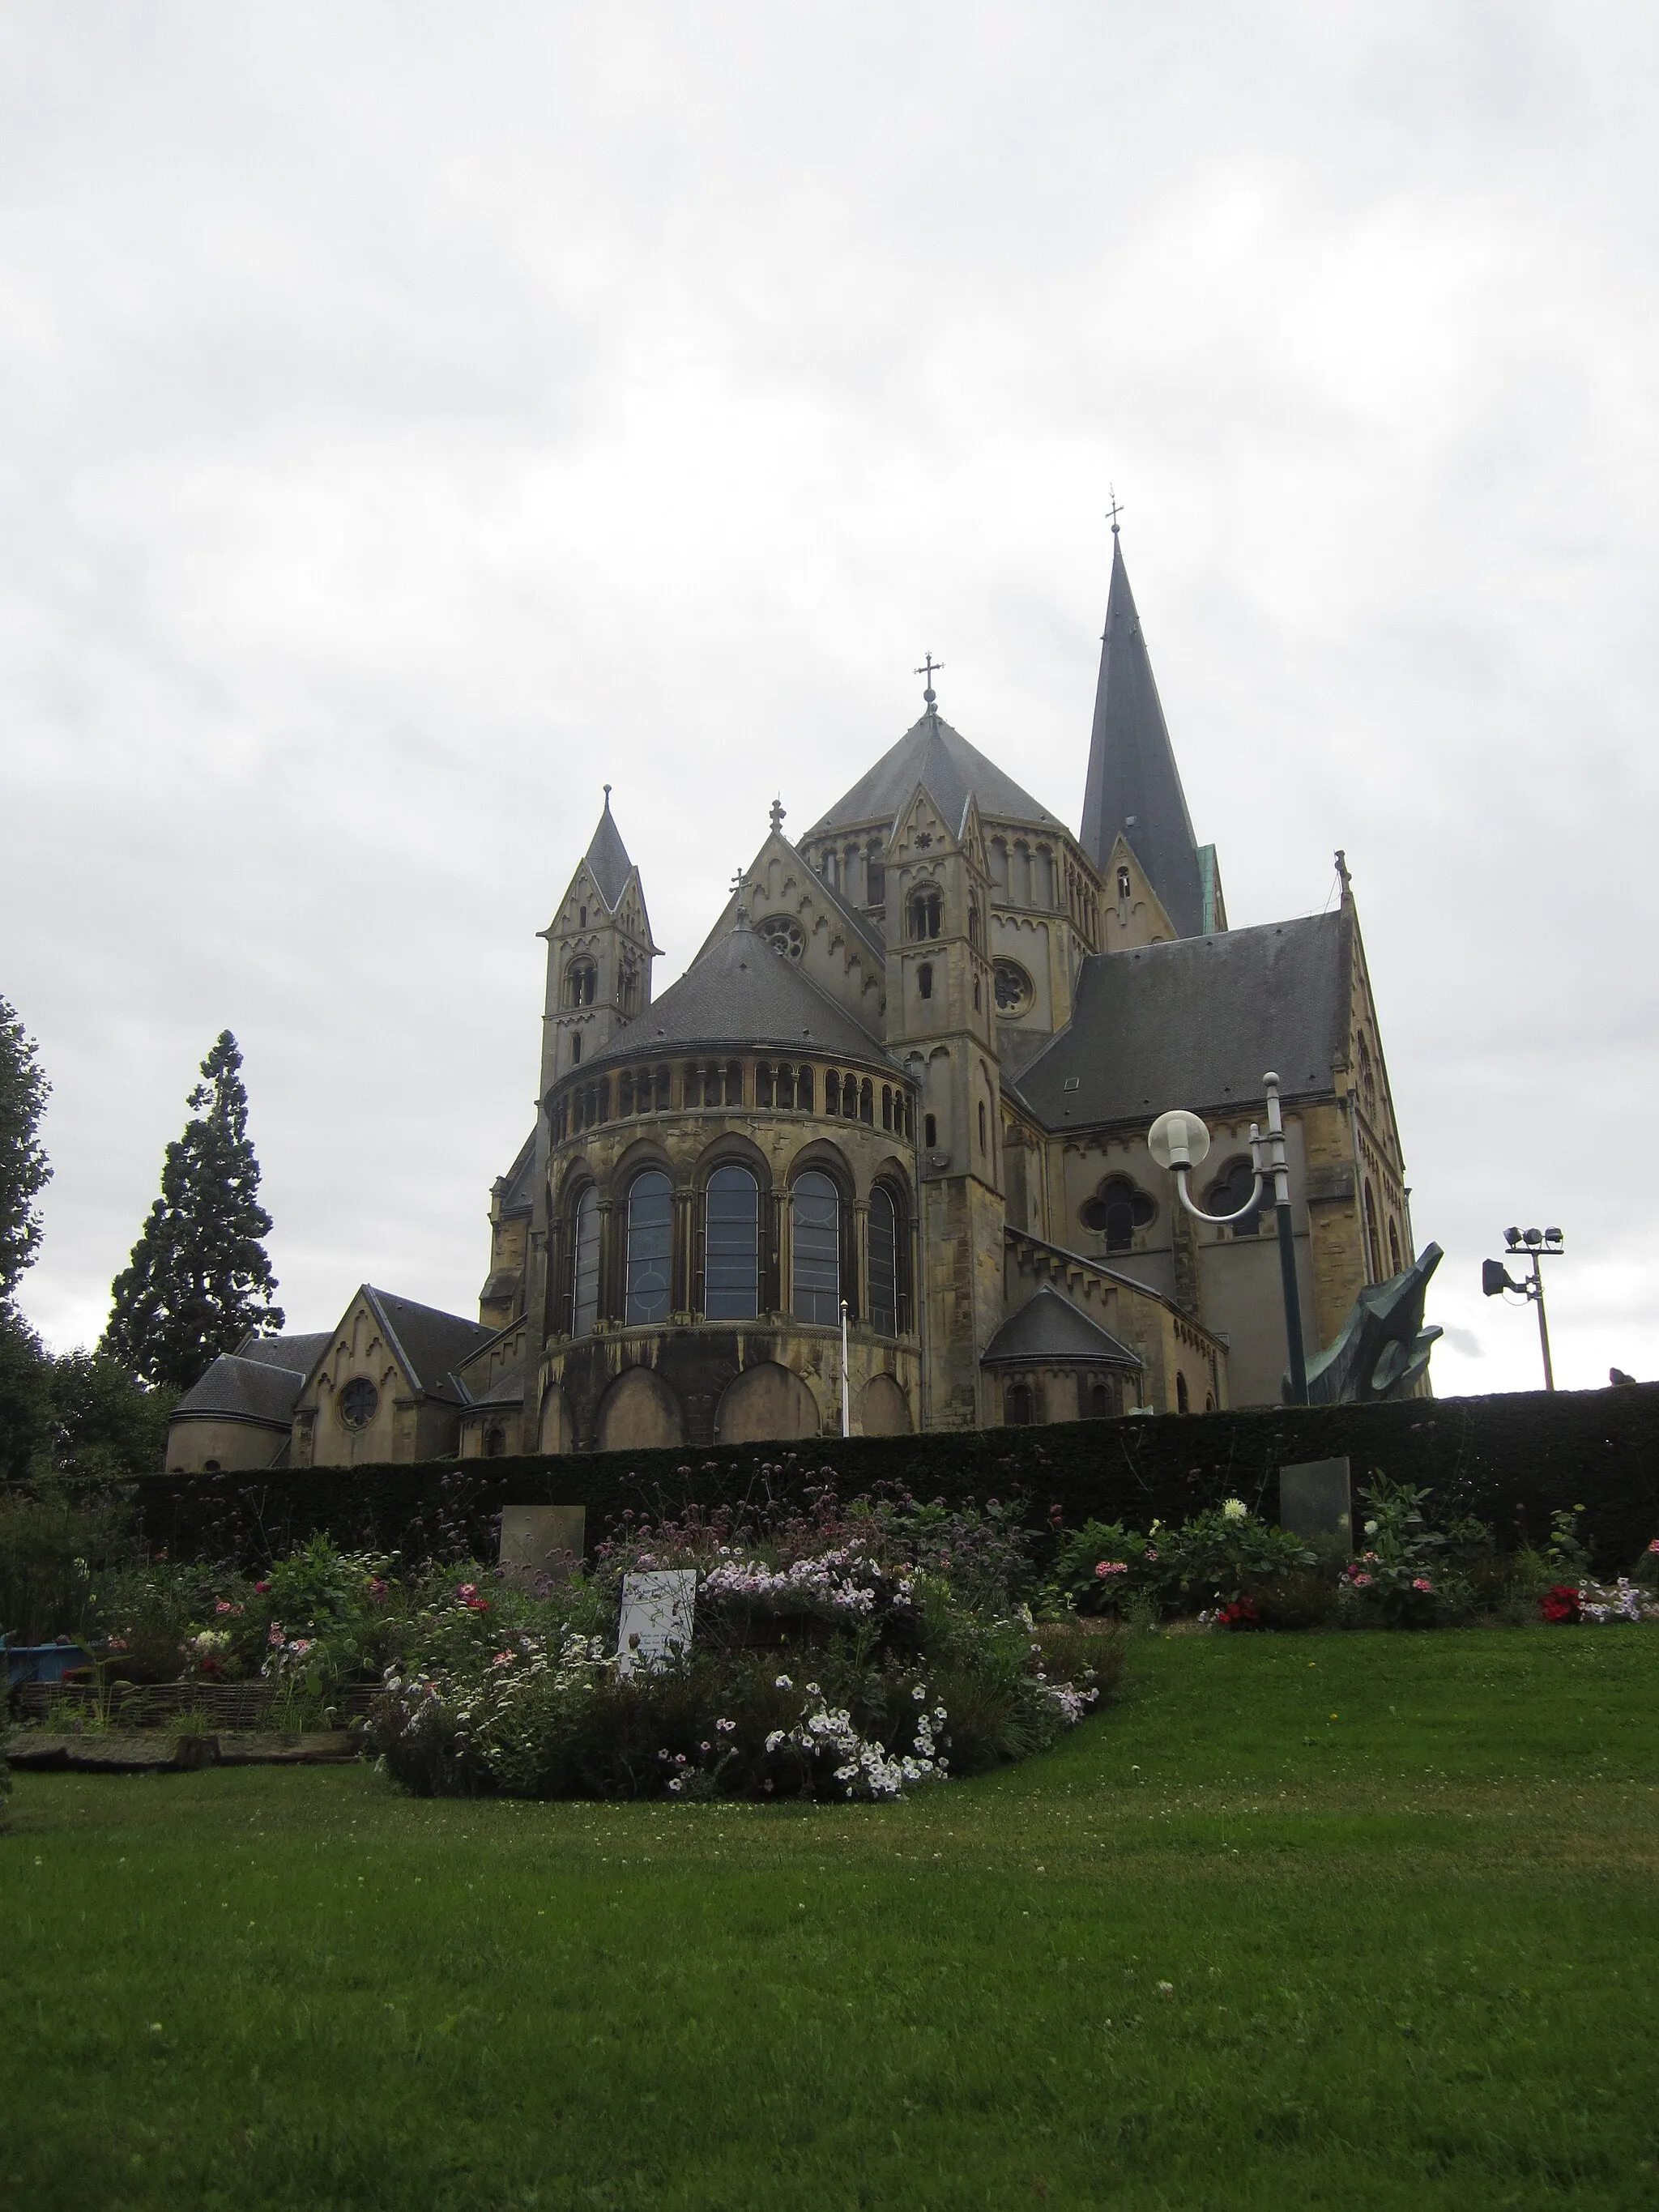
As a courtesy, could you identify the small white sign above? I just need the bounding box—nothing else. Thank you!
[616,1570,697,1677]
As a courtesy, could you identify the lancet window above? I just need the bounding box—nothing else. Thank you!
[705,1165,760,1322]
[791,1172,841,1324]
[625,1171,673,1326]
[571,1186,600,1336]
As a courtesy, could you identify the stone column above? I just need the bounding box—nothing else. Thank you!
[672,1184,696,1322]
[851,1198,871,1326]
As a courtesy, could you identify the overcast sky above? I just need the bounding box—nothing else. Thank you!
[4,3,1656,1398]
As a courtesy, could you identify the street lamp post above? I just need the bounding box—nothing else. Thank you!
[1148,1071,1309,1406]
[1482,1226,1563,1390]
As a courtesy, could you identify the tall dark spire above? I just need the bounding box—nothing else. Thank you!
[1079,532,1205,939]
[583,785,633,911]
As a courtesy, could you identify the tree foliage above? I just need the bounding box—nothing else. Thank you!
[102,1030,284,1390]
[0,995,51,1298]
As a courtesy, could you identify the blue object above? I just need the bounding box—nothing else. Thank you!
[5,1642,95,1686]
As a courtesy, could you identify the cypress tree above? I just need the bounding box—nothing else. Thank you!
[0,994,52,1300]
[103,1031,284,1390]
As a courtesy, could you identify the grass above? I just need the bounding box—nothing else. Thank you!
[4,1628,1659,2210]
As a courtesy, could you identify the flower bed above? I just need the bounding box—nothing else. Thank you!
[367,1492,1108,1802]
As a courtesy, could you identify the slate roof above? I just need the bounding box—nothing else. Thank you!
[582,921,889,1072]
[1079,534,1206,939]
[466,1357,527,1412]
[361,1287,497,1406]
[496,1129,537,1216]
[173,1350,313,1429]
[1013,911,1353,1130]
[980,1284,1143,1369]
[233,1329,333,1375]
[805,711,1064,839]
[584,792,634,911]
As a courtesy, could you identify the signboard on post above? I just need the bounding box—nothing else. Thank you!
[616,1570,697,1677]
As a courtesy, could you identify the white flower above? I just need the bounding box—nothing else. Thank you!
[765,1731,785,1753]
[774,1675,793,1690]
[1222,1498,1248,1523]
[912,1685,927,1702]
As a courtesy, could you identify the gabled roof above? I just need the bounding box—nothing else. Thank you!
[1080,533,1206,939]
[360,1287,497,1407]
[1013,911,1352,1130]
[584,790,635,911]
[173,1349,314,1428]
[981,1284,1143,1369]
[581,918,889,1072]
[805,711,1063,839]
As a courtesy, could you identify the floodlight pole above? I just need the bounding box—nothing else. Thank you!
[839,1298,851,1437]
[1516,1247,1556,1392]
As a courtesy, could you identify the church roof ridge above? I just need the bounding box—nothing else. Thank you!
[1079,532,1205,938]
[804,710,1063,841]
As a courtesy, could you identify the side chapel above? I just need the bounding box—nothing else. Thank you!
[165,526,1415,1472]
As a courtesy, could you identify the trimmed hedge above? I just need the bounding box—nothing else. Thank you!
[139,1383,1659,1573]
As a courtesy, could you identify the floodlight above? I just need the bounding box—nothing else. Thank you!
[1545,1227,1563,1246]
[1503,1227,1521,1249]
[1524,1228,1543,1247]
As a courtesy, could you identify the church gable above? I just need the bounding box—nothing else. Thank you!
[1100,831,1179,952]
[889,781,961,863]
[701,829,887,1029]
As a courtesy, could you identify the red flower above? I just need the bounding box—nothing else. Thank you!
[1215,1597,1261,1632]
[254,1580,271,1595]
[1540,1583,1581,1624]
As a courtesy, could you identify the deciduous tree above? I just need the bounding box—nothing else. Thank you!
[0,994,51,1299]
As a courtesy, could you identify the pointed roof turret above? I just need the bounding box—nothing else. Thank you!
[584,785,634,911]
[1080,531,1205,939]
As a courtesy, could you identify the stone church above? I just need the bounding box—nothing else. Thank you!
[167,529,1414,1472]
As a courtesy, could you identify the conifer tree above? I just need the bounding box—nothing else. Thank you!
[0,994,52,1301]
[102,1031,284,1390]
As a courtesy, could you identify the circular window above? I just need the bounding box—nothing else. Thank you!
[993,959,1033,1015]
[757,915,805,961]
[338,1377,379,1430]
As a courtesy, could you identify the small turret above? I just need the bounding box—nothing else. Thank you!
[537,787,660,1095]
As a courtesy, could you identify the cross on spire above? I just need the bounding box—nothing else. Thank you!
[1106,487,1124,535]
[730,863,752,926]
[914,653,944,715]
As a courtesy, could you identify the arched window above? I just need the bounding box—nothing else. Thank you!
[483,1423,507,1459]
[1081,1174,1157,1252]
[923,1113,937,1149]
[908,889,941,940]
[1007,1380,1034,1426]
[917,963,933,1000]
[1205,1157,1262,1240]
[570,1186,601,1336]
[869,1186,898,1336]
[978,1100,987,1153]
[1358,1036,1377,1120]
[705,1165,759,1322]
[968,900,983,950]
[792,1171,840,1323]
[625,1170,673,1325]
[1388,1217,1402,1275]
[1363,1178,1383,1281]
[1117,865,1131,901]
[1176,1371,1190,1414]
[566,958,596,1008]
[1087,1379,1120,1419]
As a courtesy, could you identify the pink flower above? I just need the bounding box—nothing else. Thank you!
[1350,1572,1373,1588]
[1144,1546,1159,1562]
[254,1580,271,1596]
[1411,1578,1433,1594]
[1094,1561,1128,1578]
[289,1638,312,1656]
[491,1650,516,1668]
[267,1622,284,1646]
[1648,1541,1659,1556]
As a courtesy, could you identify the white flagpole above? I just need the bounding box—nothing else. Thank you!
[839,1297,851,1437]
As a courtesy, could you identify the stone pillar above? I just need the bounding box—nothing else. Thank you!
[597,1199,620,1324]
[851,1198,871,1326]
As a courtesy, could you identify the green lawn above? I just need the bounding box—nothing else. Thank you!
[5,1630,1658,2210]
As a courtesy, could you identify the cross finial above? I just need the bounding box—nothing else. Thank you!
[1334,848,1352,901]
[603,782,612,808]
[769,795,786,836]
[1106,486,1124,535]
[914,652,944,714]
[730,864,752,927]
